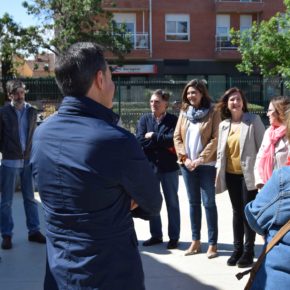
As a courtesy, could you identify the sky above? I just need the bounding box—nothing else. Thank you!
[0,0,39,27]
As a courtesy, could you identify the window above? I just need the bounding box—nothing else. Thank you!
[240,15,252,33]
[113,13,136,33]
[165,14,189,41]
[216,15,235,50]
[216,15,230,38]
[113,13,136,45]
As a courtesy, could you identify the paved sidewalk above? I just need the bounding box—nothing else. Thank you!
[0,176,263,290]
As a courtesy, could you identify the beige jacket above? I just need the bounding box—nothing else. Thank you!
[254,127,288,187]
[215,112,265,194]
[173,105,221,164]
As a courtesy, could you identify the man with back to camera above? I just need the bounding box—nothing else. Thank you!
[0,79,46,250]
[136,90,180,249]
[30,42,162,290]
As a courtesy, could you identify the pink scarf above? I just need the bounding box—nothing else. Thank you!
[258,125,287,183]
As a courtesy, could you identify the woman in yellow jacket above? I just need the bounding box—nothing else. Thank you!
[174,79,221,258]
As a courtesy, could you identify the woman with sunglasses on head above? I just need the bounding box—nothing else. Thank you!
[215,87,265,268]
[174,79,221,259]
[254,96,290,190]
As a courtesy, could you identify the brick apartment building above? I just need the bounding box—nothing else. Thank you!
[104,0,286,83]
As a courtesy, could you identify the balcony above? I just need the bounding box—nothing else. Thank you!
[109,32,149,49]
[216,36,237,51]
[129,33,149,50]
[106,33,150,60]
[215,0,264,13]
[215,36,240,59]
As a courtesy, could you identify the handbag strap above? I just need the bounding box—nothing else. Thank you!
[236,219,290,288]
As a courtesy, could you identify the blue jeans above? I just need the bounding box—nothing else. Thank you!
[149,170,180,240]
[181,165,218,245]
[1,163,40,236]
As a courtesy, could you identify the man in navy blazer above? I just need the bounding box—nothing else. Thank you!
[136,90,180,249]
[31,42,162,290]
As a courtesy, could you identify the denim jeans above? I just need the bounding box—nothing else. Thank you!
[226,172,257,253]
[181,165,218,245]
[149,170,180,240]
[1,163,40,236]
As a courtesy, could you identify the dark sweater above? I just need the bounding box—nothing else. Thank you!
[0,104,37,160]
[136,112,179,173]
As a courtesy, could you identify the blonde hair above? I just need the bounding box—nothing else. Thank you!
[270,96,290,124]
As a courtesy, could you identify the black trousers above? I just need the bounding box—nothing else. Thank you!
[226,172,257,253]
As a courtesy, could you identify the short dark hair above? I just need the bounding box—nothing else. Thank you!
[180,79,212,111]
[152,89,170,102]
[6,79,26,95]
[55,42,107,96]
[216,87,249,120]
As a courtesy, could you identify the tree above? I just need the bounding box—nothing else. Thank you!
[23,0,132,57]
[231,0,290,86]
[0,13,42,99]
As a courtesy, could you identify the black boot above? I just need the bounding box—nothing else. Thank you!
[227,250,243,266]
[237,251,254,268]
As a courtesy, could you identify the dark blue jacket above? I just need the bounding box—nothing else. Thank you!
[245,166,290,290]
[31,96,162,290]
[136,113,179,173]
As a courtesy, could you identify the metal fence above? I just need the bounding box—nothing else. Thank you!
[1,77,289,132]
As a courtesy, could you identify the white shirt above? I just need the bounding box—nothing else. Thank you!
[185,122,203,161]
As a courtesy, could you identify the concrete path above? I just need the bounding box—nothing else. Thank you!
[0,177,263,290]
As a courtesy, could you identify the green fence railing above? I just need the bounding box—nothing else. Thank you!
[1,76,289,132]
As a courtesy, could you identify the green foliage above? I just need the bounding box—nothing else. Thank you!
[231,0,290,87]
[0,13,42,96]
[23,0,133,56]
[248,103,264,111]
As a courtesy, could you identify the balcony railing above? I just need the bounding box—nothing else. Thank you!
[216,36,238,51]
[117,33,149,50]
[215,0,263,2]
[133,33,149,49]
[109,32,149,51]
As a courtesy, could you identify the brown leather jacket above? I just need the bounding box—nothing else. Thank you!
[173,105,221,164]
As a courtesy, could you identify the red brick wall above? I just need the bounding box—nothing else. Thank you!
[262,0,285,19]
[105,0,285,61]
[151,0,216,59]
[103,0,148,10]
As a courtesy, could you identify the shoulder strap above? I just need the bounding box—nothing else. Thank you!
[236,219,290,290]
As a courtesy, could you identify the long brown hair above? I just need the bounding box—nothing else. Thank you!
[216,87,249,120]
[180,79,212,111]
